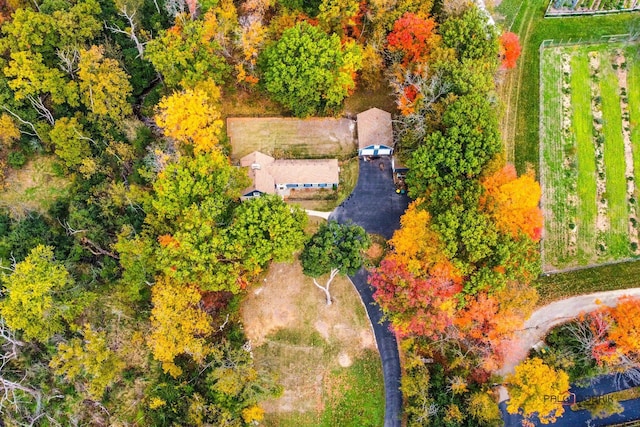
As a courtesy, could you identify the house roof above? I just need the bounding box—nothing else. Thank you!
[356,108,393,150]
[240,151,276,195]
[240,151,339,195]
[270,159,339,185]
[239,151,275,168]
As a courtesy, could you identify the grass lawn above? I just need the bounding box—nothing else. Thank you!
[571,52,598,265]
[626,46,640,194]
[227,117,357,161]
[535,258,640,305]
[240,261,384,426]
[600,51,630,257]
[0,155,71,218]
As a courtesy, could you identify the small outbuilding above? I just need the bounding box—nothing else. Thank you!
[357,108,393,157]
[240,151,340,200]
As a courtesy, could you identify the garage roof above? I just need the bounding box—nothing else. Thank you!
[356,108,393,150]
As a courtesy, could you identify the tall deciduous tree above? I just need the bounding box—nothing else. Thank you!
[259,22,362,117]
[300,221,370,305]
[0,113,20,148]
[48,117,92,168]
[147,276,213,377]
[78,45,133,121]
[150,152,249,292]
[145,11,230,88]
[371,258,460,338]
[406,93,500,195]
[439,5,498,63]
[506,357,570,425]
[50,324,124,400]
[0,245,80,342]
[499,31,522,70]
[225,194,307,274]
[481,165,543,242]
[387,12,439,65]
[154,80,224,154]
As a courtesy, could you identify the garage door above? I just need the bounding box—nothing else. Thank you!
[360,148,376,156]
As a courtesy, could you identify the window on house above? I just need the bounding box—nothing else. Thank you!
[319,183,328,188]
[303,183,313,188]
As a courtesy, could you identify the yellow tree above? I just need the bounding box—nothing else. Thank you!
[154,79,223,154]
[0,245,80,342]
[388,199,457,280]
[147,276,213,377]
[0,113,20,148]
[506,357,570,424]
[50,324,124,400]
[78,45,133,121]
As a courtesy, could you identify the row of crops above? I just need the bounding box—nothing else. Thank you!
[548,0,639,15]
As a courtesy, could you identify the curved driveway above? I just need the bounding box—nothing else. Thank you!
[330,157,410,427]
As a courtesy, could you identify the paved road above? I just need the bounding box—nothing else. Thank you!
[501,371,640,426]
[330,157,410,427]
[498,288,640,378]
[331,157,411,239]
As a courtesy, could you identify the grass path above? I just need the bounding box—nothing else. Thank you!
[626,46,640,197]
[600,52,630,256]
[572,53,598,263]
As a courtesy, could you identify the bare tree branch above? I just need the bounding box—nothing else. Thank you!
[26,95,54,125]
[56,48,79,78]
[0,106,42,140]
[104,8,146,59]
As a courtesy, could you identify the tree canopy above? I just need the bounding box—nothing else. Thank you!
[259,22,362,117]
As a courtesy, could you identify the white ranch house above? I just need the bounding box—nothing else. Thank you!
[240,151,339,200]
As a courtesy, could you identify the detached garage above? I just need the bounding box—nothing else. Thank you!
[357,108,394,157]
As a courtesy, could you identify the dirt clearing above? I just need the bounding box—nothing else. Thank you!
[240,260,378,418]
[0,155,71,218]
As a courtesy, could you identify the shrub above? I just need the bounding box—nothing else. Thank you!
[7,151,26,169]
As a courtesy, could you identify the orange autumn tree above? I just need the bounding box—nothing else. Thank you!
[388,199,449,275]
[481,164,543,241]
[371,258,461,339]
[606,296,640,363]
[499,31,521,69]
[455,291,529,372]
[387,12,439,65]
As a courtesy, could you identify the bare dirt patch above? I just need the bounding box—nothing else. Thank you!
[240,261,377,416]
[0,155,71,218]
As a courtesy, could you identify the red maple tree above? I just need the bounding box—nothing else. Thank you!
[499,32,522,69]
[387,12,439,65]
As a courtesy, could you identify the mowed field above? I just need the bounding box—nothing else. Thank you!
[540,42,640,271]
[227,117,357,160]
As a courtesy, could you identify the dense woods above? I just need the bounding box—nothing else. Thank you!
[0,0,583,424]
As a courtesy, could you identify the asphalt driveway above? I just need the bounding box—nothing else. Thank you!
[331,157,411,239]
[501,371,640,426]
[330,157,410,427]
